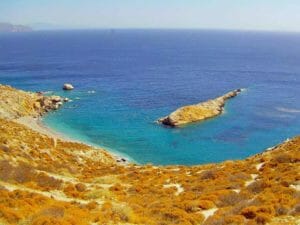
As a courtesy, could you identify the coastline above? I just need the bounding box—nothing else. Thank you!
[0,84,299,225]
[14,116,73,141]
[14,115,132,164]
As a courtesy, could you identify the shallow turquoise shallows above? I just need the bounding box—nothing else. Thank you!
[1,29,300,165]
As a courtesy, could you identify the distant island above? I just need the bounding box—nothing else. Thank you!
[0,22,32,32]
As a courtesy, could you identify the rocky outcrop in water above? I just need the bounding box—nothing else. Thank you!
[63,83,74,90]
[158,89,243,127]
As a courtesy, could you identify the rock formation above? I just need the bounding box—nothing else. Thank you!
[158,89,243,127]
[0,85,64,119]
[63,83,74,90]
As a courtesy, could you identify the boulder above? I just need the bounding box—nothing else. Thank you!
[53,105,59,110]
[63,83,74,91]
[33,102,41,110]
[51,96,62,103]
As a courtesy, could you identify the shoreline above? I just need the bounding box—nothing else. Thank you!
[14,115,131,165]
[14,116,74,141]
[0,84,299,224]
[6,86,287,167]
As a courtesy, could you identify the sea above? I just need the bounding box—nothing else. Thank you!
[1,29,300,165]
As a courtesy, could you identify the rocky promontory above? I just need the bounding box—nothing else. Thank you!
[158,89,243,127]
[0,85,66,120]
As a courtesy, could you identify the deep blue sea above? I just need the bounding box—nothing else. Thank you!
[1,29,300,165]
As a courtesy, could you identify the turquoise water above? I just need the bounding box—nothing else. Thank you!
[1,30,300,165]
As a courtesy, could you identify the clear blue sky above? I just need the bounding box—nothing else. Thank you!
[1,0,300,31]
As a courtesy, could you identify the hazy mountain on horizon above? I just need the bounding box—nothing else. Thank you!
[30,22,70,30]
[0,22,32,32]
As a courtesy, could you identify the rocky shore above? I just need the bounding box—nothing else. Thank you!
[0,84,299,225]
[0,85,68,120]
[158,89,243,127]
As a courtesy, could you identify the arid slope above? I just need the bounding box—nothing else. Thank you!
[0,84,299,225]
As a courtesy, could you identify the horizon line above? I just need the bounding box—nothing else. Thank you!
[29,27,300,34]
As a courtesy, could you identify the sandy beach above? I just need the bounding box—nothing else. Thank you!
[14,116,68,141]
[14,115,129,164]
[14,116,75,141]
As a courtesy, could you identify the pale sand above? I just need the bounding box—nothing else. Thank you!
[14,116,128,164]
[14,116,73,141]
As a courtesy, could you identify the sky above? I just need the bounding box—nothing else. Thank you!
[1,0,300,31]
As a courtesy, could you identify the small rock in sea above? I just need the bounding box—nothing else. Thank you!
[51,96,62,103]
[53,105,59,110]
[63,83,74,91]
[63,98,70,102]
